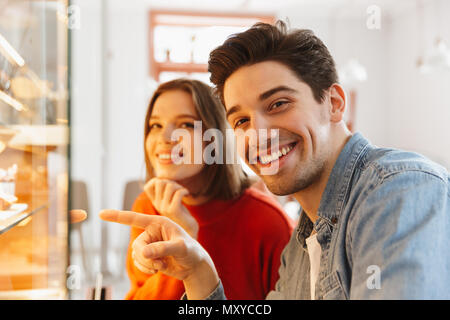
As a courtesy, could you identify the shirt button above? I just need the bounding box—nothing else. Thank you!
[331,217,338,225]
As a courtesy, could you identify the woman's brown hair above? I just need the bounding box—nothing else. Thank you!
[143,78,251,201]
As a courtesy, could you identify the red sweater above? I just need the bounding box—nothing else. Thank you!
[125,187,295,300]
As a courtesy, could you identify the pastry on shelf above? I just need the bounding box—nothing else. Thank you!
[0,127,19,146]
[0,164,17,196]
[0,191,17,211]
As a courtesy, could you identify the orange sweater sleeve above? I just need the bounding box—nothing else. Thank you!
[125,193,185,300]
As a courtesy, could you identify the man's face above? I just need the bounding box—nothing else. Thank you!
[223,61,332,195]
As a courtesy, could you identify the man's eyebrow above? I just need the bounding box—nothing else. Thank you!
[226,86,296,119]
[259,85,297,101]
[226,105,241,119]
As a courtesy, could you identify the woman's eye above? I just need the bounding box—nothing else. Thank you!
[180,122,195,129]
[149,123,161,130]
[234,118,249,129]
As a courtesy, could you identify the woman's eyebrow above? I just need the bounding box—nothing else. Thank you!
[174,114,198,119]
[150,114,198,120]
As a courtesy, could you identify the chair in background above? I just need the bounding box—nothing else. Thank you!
[70,180,93,283]
[115,180,144,277]
[122,180,144,211]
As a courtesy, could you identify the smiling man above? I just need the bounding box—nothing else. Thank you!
[222,61,345,203]
[100,21,450,299]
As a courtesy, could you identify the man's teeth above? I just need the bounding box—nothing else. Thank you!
[259,145,293,164]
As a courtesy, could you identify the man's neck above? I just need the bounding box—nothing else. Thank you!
[293,129,352,224]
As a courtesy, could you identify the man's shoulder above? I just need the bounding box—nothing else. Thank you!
[345,146,450,247]
[345,146,449,215]
[360,146,448,184]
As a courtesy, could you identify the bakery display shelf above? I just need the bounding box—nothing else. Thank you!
[0,203,47,235]
[0,288,66,300]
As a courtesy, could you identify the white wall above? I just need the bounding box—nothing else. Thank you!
[101,1,151,276]
[384,1,450,169]
[69,0,145,297]
[70,0,153,297]
[70,0,103,283]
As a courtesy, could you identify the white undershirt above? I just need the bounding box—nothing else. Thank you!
[306,233,322,300]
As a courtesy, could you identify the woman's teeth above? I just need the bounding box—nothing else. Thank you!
[158,154,171,160]
[259,144,294,165]
[158,149,184,160]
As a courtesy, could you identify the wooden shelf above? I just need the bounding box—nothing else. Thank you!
[156,61,208,74]
[7,125,68,147]
[0,203,47,235]
[149,11,275,81]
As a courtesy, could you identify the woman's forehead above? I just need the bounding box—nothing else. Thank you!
[152,89,199,118]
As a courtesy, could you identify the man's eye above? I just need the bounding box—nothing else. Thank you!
[270,100,288,111]
[234,118,249,129]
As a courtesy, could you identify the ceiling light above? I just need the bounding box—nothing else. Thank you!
[339,59,368,86]
[418,38,450,74]
[0,89,26,111]
[0,33,25,67]
[427,38,450,69]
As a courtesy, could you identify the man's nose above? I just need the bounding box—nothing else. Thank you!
[244,114,270,157]
[249,114,278,151]
[250,113,270,132]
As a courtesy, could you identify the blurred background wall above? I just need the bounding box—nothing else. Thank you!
[68,0,450,298]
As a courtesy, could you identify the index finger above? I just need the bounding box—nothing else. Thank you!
[99,209,163,229]
[70,209,87,224]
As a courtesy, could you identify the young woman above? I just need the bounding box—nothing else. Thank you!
[125,79,294,300]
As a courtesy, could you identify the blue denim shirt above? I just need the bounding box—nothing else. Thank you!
[204,132,450,299]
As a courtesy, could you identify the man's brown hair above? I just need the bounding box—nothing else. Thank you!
[208,20,338,105]
[144,78,250,201]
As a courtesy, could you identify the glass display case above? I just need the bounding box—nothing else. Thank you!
[0,0,70,299]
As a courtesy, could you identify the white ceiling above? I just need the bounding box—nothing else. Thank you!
[110,0,422,19]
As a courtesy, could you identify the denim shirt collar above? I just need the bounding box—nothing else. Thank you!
[296,132,370,250]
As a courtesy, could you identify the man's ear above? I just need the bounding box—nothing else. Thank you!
[328,83,346,123]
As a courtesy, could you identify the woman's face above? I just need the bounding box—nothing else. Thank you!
[146,89,206,181]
